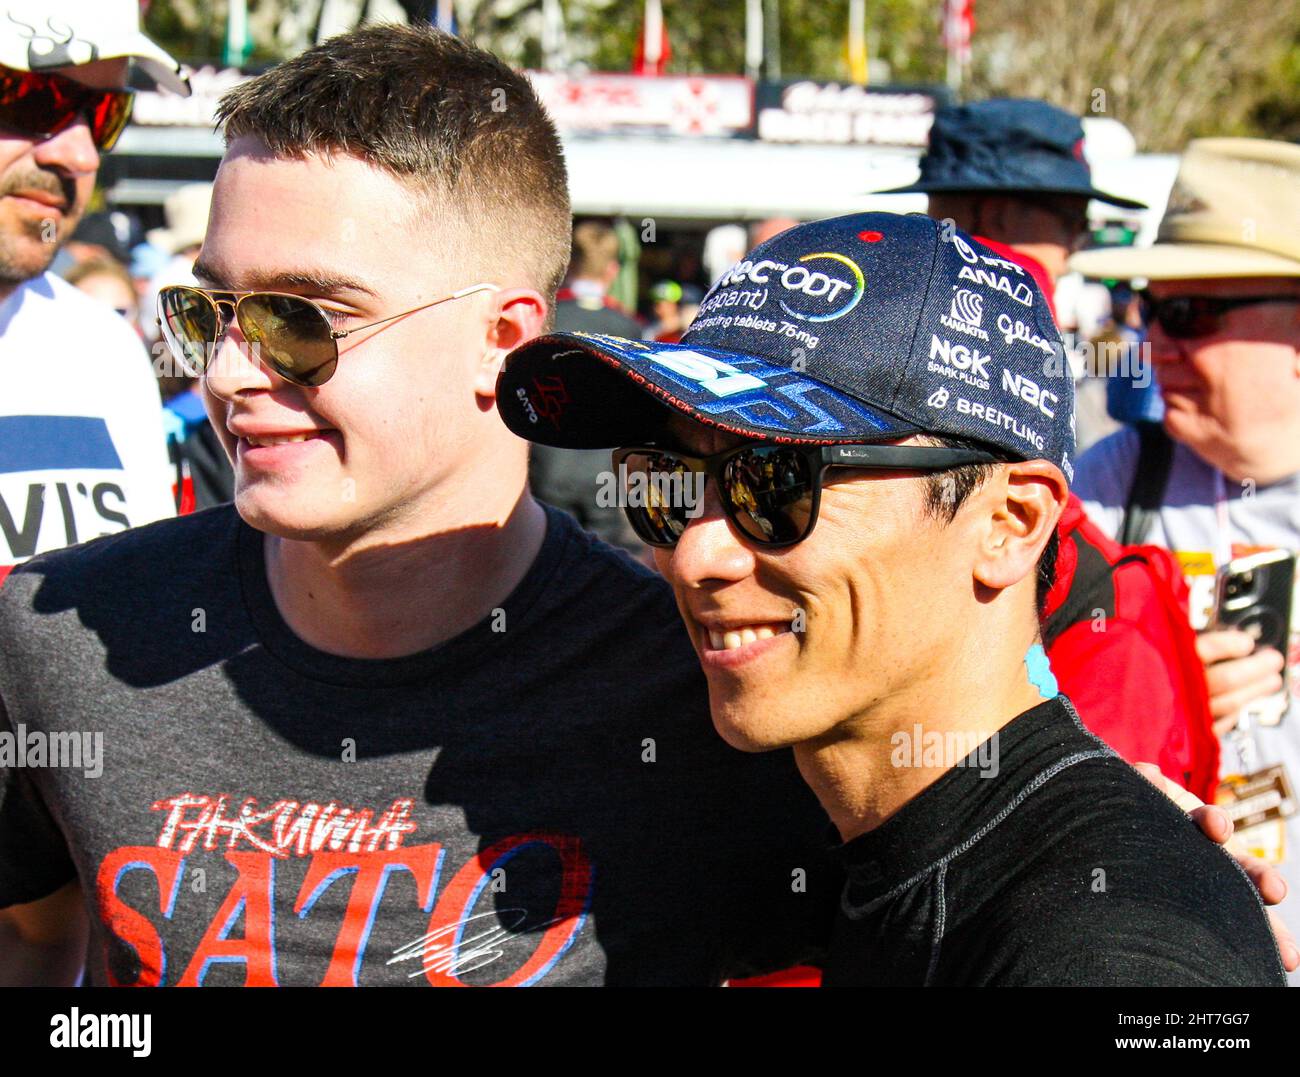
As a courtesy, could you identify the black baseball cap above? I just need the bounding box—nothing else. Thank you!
[497,212,1077,481]
[877,98,1146,210]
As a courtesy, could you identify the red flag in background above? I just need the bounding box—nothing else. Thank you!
[942,0,974,64]
[633,0,671,75]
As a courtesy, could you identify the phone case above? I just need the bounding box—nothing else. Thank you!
[1213,549,1296,726]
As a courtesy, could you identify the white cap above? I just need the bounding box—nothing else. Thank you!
[1,0,190,96]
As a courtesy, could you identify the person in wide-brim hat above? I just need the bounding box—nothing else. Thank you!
[1070,138,1300,281]
[1070,142,1300,918]
[878,98,1146,289]
[879,97,1145,209]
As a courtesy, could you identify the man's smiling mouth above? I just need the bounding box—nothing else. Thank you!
[703,623,793,651]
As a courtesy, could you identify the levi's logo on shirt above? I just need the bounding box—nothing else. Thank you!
[0,416,136,569]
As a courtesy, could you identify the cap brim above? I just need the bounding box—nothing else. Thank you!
[94,32,191,96]
[872,180,1146,210]
[1070,242,1300,281]
[497,332,920,449]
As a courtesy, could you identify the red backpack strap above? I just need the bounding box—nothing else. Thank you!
[1045,506,1219,800]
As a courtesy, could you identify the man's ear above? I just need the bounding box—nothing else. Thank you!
[475,288,549,398]
[972,460,1069,592]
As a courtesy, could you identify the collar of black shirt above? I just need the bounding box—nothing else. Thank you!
[827,695,1097,907]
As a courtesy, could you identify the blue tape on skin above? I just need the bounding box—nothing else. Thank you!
[1025,643,1059,700]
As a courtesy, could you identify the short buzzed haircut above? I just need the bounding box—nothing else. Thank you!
[215,23,571,303]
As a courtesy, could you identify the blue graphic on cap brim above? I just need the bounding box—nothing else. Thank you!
[497,331,919,450]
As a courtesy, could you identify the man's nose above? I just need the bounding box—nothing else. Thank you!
[31,117,101,177]
[201,311,281,400]
[661,479,757,589]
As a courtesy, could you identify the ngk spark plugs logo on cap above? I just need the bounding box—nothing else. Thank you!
[714,252,865,323]
[927,334,991,391]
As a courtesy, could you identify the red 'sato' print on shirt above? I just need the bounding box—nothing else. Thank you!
[94,792,593,987]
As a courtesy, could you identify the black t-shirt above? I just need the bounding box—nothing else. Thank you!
[824,696,1287,986]
[0,503,836,986]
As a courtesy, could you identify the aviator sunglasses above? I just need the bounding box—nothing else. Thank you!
[612,441,999,548]
[1139,291,1299,340]
[156,283,499,387]
[0,64,133,152]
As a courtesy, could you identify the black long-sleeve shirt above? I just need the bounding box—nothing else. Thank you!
[825,696,1286,986]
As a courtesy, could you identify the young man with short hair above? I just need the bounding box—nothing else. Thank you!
[497,212,1287,985]
[0,24,833,987]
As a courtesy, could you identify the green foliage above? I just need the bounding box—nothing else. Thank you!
[1249,32,1300,141]
[570,0,944,82]
[136,0,1298,146]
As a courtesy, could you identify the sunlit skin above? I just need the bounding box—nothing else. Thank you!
[0,59,127,295]
[650,415,1068,841]
[197,137,549,659]
[1147,276,1300,486]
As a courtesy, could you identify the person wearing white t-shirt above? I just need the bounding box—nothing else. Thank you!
[1072,137,1300,980]
[0,1,191,584]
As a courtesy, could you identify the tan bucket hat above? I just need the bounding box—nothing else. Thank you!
[1070,138,1300,280]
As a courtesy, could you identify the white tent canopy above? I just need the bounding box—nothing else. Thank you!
[109,123,1181,237]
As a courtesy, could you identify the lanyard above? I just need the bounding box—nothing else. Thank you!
[1213,468,1267,770]
[1212,468,1233,568]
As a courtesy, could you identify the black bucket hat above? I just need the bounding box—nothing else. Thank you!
[877,98,1146,210]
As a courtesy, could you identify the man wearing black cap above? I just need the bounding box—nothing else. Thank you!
[499,212,1286,985]
[882,98,1230,807]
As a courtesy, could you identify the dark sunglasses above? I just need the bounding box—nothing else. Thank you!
[156,283,498,387]
[0,64,133,152]
[1139,291,1299,340]
[612,441,999,548]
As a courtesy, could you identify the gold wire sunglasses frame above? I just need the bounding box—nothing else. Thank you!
[156,282,500,387]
